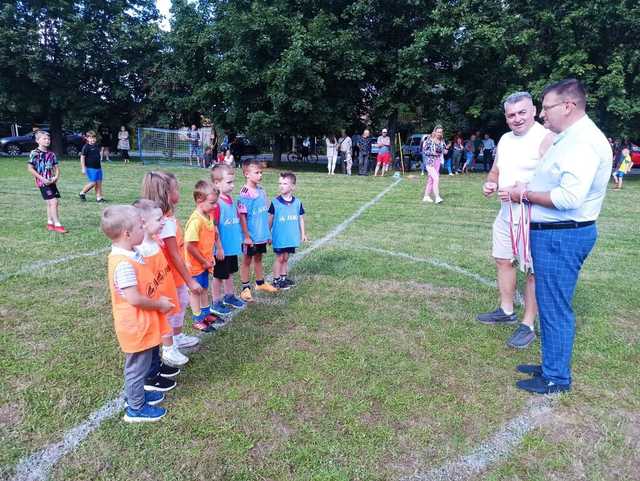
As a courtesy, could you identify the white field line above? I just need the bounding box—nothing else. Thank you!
[0,247,110,283]
[357,245,524,307]
[9,178,401,481]
[401,397,555,481]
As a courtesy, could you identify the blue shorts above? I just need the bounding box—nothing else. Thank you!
[614,170,625,178]
[192,269,210,289]
[86,168,103,182]
[273,247,296,254]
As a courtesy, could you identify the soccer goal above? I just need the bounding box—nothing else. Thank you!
[136,127,213,165]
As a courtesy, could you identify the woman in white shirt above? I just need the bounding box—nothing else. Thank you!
[326,134,338,175]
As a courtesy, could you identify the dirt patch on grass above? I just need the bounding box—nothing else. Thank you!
[610,313,640,343]
[248,412,294,461]
[0,400,24,427]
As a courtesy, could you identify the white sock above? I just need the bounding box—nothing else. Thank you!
[501,306,514,315]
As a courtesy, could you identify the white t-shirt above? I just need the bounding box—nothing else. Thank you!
[159,217,177,240]
[496,122,549,221]
[136,237,161,257]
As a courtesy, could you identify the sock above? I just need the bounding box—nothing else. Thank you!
[524,324,534,332]
[242,281,251,290]
[53,222,62,227]
[256,279,264,286]
[501,306,514,315]
[47,219,53,225]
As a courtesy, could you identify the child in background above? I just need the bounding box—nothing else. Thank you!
[462,141,474,174]
[217,148,225,165]
[204,146,214,168]
[27,130,66,233]
[268,172,308,289]
[612,147,633,189]
[79,131,105,202]
[238,160,279,302]
[184,180,223,330]
[133,199,188,369]
[101,205,174,422]
[210,164,246,315]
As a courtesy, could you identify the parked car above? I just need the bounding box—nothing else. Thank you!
[630,143,640,168]
[401,133,428,169]
[0,129,85,156]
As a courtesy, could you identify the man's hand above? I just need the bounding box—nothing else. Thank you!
[482,181,498,197]
[301,234,309,242]
[498,181,527,203]
[215,247,224,261]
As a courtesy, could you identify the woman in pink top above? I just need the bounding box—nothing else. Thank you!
[422,125,447,204]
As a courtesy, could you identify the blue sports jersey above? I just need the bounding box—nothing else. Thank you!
[240,186,271,244]
[217,196,243,256]
[271,197,303,249]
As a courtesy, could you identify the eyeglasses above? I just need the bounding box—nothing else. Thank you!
[541,100,575,112]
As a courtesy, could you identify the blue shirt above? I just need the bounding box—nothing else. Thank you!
[528,115,612,222]
[217,196,243,256]
[269,196,305,249]
[238,186,271,244]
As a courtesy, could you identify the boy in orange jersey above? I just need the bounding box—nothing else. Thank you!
[101,205,174,423]
[184,180,224,331]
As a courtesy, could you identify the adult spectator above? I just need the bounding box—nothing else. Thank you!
[99,125,112,162]
[373,128,392,177]
[117,126,130,164]
[473,131,483,169]
[302,137,311,162]
[326,134,339,175]
[481,133,496,172]
[421,125,447,204]
[187,124,201,165]
[339,131,353,175]
[500,79,612,394]
[478,91,554,349]
[230,136,243,164]
[357,129,373,175]
[451,135,464,173]
[465,134,477,170]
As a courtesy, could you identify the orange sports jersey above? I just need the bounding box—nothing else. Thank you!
[142,247,179,335]
[107,254,162,353]
[160,214,186,288]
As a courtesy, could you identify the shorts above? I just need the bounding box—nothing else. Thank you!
[613,170,625,178]
[377,151,392,165]
[192,269,210,289]
[244,243,267,257]
[492,215,533,274]
[39,183,60,200]
[273,247,296,254]
[213,255,239,279]
[189,144,201,157]
[86,168,103,182]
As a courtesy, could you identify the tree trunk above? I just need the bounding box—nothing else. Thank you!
[49,110,65,158]
[271,135,283,167]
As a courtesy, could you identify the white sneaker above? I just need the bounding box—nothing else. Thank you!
[162,345,189,367]
[435,196,443,204]
[422,195,433,203]
[174,333,200,349]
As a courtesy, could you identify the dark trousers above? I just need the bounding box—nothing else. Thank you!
[145,345,161,380]
[358,152,369,175]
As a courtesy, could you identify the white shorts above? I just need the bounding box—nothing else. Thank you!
[492,215,533,273]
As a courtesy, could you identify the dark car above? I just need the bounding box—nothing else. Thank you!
[236,135,259,156]
[0,129,85,156]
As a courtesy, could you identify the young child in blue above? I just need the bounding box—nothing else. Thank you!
[238,160,279,301]
[268,172,308,289]
[210,164,246,315]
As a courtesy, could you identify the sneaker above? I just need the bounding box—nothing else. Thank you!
[162,345,189,367]
[192,320,215,333]
[96,198,106,203]
[123,403,166,423]
[516,364,542,377]
[273,278,290,290]
[223,294,246,309]
[125,391,165,408]
[239,287,254,302]
[507,323,536,349]
[256,282,279,293]
[283,277,296,288]
[47,224,55,231]
[476,307,518,325]
[516,376,570,394]
[210,301,233,316]
[159,363,180,379]
[204,314,226,328]
[174,333,200,349]
[144,375,176,392]
[53,225,67,233]
[422,195,433,203]
[79,193,86,201]
[434,196,443,204]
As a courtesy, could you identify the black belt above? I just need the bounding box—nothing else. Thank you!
[530,220,595,231]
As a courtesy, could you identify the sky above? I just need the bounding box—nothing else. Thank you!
[156,0,172,30]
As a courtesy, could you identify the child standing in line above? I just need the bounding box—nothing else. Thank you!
[101,205,174,422]
[210,164,246,315]
[184,180,223,330]
[27,130,67,233]
[141,171,213,336]
[612,147,633,190]
[79,131,106,202]
[238,160,279,302]
[268,172,308,289]
[133,199,189,369]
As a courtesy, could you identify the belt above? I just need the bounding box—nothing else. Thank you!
[530,220,595,231]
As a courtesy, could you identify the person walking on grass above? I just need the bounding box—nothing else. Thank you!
[27,130,67,233]
[500,79,612,394]
[478,91,554,349]
[422,125,447,204]
[326,134,339,175]
[339,131,353,175]
[117,126,130,163]
[79,130,106,202]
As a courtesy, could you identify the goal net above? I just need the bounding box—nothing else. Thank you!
[136,127,213,165]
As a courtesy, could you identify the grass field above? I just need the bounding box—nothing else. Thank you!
[1,158,639,481]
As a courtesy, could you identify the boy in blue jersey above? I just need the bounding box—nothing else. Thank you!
[268,172,308,289]
[210,165,246,316]
[238,160,279,301]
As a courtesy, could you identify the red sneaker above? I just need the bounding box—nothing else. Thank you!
[47,224,55,231]
[53,225,68,233]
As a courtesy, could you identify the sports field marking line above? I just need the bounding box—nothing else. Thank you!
[356,245,524,307]
[0,247,110,283]
[9,178,401,481]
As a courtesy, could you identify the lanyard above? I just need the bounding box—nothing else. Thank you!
[508,197,533,274]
